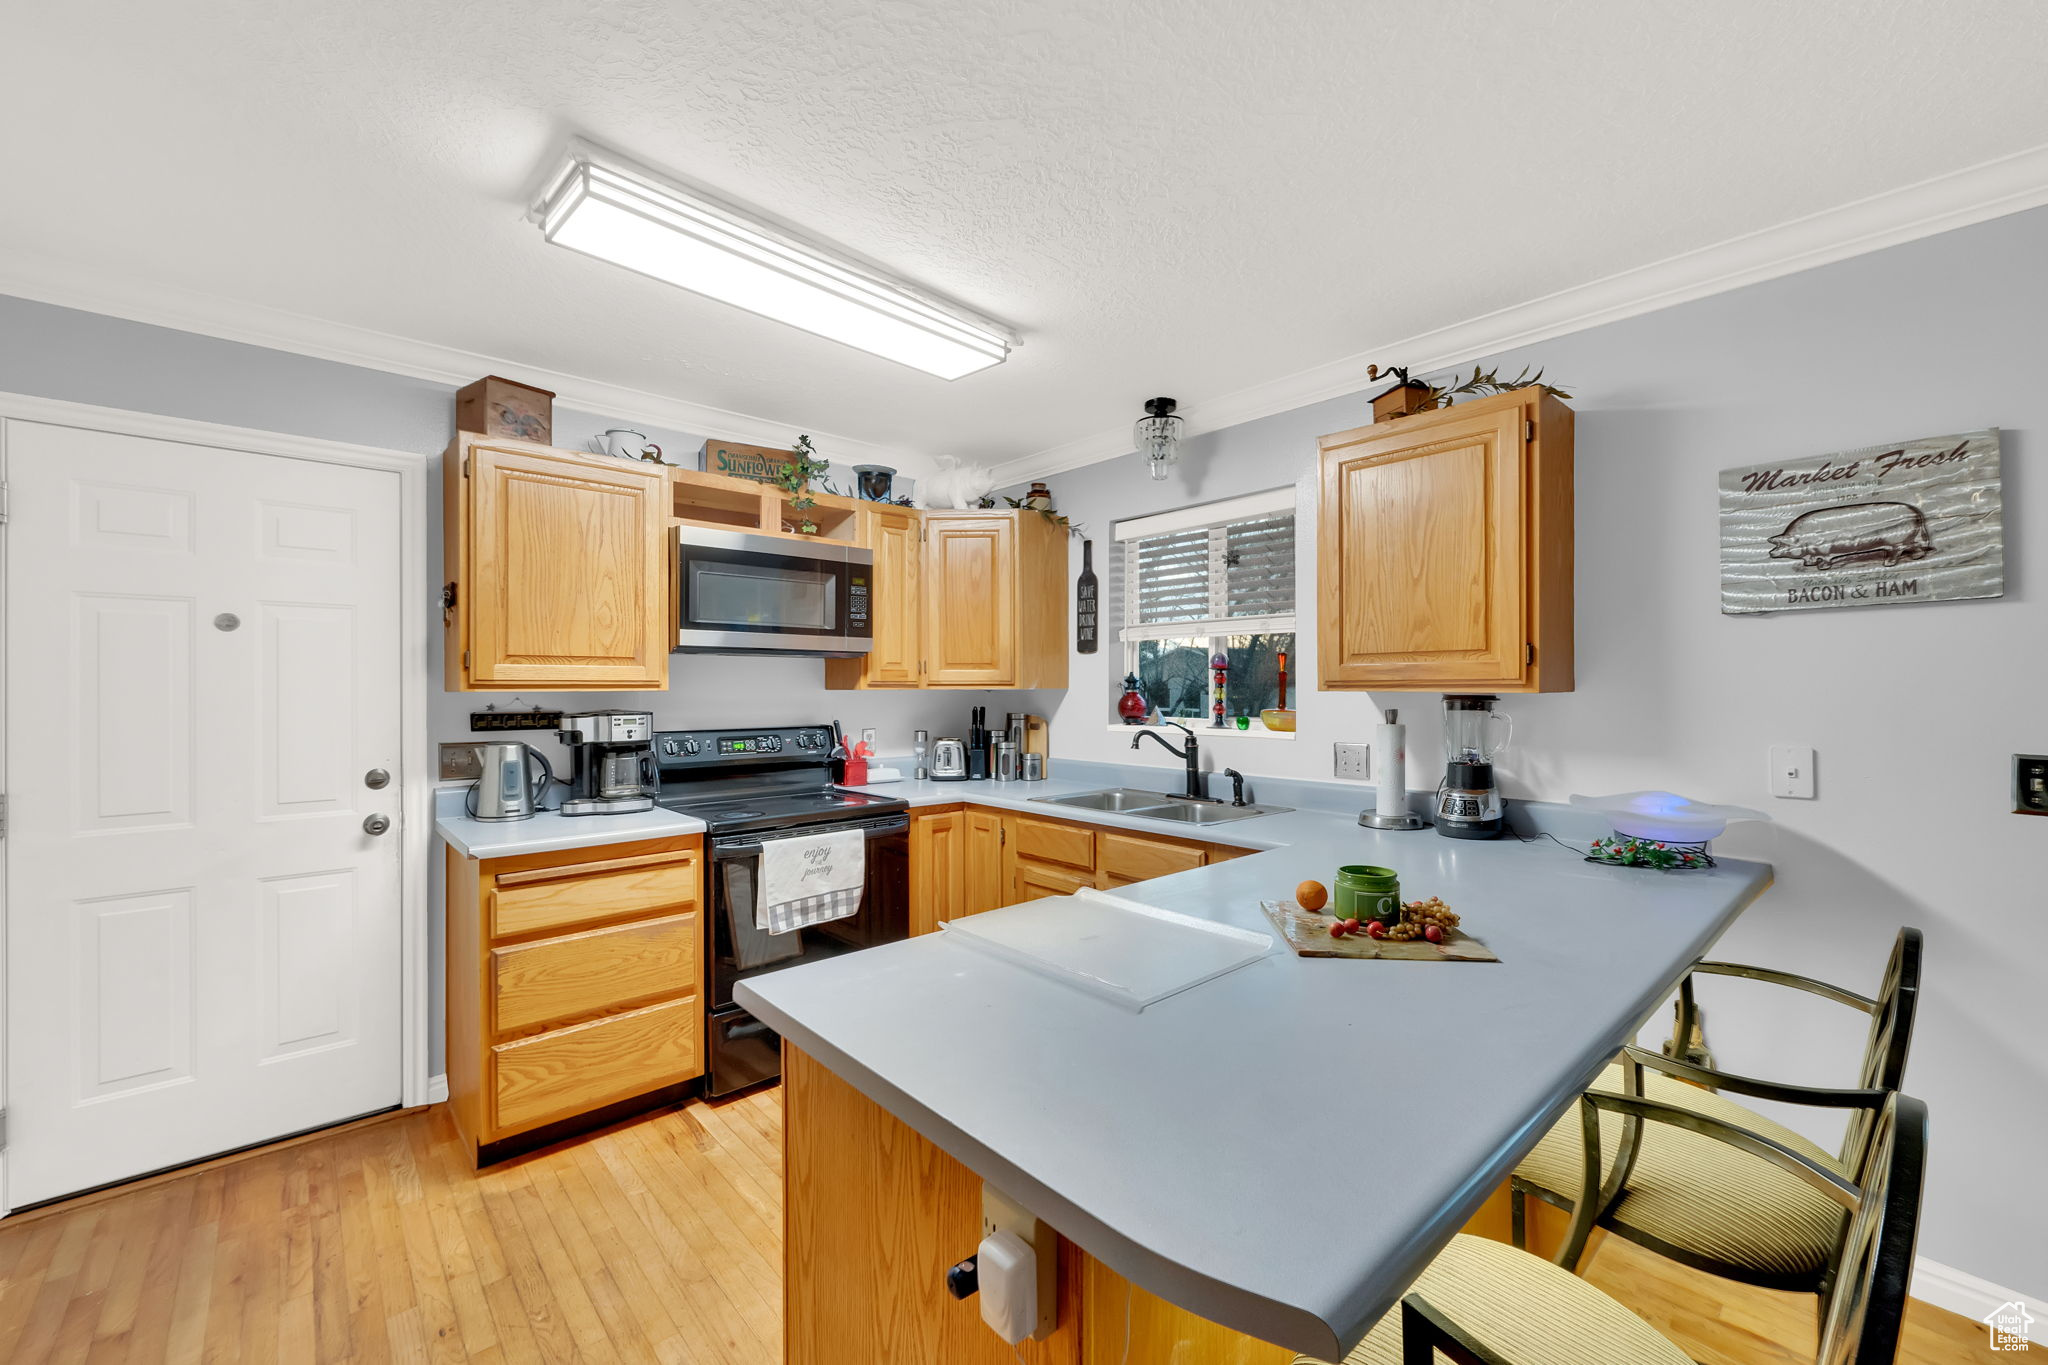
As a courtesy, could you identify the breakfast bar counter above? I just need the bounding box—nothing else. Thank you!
[738,796,1772,1362]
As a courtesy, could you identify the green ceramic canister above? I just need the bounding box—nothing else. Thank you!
[1333,865,1400,923]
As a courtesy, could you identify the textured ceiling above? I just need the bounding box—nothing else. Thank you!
[8,1,2048,463]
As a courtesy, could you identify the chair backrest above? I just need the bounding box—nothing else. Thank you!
[1843,928,1922,1169]
[1817,1094,1927,1365]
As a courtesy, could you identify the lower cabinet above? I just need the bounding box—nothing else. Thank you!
[908,806,1254,929]
[445,836,705,1163]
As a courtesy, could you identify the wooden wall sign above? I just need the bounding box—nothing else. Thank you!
[1719,428,2003,614]
[701,439,798,484]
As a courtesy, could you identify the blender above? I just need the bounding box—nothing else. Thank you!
[1435,695,1511,839]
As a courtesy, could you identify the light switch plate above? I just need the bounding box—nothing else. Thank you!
[2014,754,2048,816]
[1769,745,1816,799]
[439,742,483,782]
[1333,742,1370,781]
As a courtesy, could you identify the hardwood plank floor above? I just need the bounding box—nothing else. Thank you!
[0,1090,1997,1363]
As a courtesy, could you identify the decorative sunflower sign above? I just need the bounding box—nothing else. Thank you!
[1719,428,2003,614]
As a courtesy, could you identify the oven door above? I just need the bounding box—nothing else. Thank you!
[704,815,909,1095]
[675,526,874,656]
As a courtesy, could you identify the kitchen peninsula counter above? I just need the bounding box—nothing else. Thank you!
[739,785,1772,1361]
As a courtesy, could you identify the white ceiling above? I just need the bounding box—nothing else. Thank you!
[8,1,2048,469]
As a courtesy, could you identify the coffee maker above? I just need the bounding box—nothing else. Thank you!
[1434,695,1511,840]
[556,710,658,816]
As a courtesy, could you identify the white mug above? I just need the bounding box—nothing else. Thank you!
[602,428,647,459]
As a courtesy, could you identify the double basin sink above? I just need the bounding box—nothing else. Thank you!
[1030,787,1291,826]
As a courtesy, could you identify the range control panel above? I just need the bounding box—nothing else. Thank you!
[654,726,834,766]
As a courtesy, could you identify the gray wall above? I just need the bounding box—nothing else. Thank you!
[0,294,1030,1079]
[1022,206,2048,1297]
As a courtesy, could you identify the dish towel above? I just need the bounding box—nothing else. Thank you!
[758,828,866,935]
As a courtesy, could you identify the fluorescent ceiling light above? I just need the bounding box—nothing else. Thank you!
[534,141,1014,379]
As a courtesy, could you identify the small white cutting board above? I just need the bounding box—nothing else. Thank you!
[940,890,1274,1011]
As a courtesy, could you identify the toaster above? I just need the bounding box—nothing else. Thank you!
[930,736,968,781]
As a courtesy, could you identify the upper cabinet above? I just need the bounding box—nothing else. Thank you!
[444,434,672,691]
[828,508,1067,691]
[1316,387,1573,693]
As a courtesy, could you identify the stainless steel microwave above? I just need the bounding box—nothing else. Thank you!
[674,527,874,657]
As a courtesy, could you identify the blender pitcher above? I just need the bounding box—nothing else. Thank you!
[1442,695,1511,764]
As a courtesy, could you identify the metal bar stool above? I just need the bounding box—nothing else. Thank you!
[1293,1090,1926,1365]
[1509,927,1920,1294]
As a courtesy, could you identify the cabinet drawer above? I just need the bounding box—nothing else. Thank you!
[1013,859,1095,903]
[1206,844,1255,864]
[491,911,698,1035]
[489,852,698,939]
[1007,815,1094,871]
[1096,830,1206,882]
[491,996,700,1134]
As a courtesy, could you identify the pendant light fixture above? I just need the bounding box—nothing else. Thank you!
[1135,397,1183,481]
[532,139,1015,379]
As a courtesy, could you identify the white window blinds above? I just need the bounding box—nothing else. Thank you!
[1116,491,1296,643]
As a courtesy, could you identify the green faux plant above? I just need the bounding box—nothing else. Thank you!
[774,434,830,534]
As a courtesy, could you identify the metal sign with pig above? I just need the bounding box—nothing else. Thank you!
[1719,428,2003,614]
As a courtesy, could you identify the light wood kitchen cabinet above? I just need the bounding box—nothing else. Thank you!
[1316,387,1573,693]
[823,504,923,689]
[909,806,966,935]
[828,508,1068,691]
[443,434,672,691]
[910,806,1256,928]
[445,835,704,1163]
[963,808,1005,916]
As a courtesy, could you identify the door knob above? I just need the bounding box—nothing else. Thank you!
[364,768,391,789]
[363,813,391,836]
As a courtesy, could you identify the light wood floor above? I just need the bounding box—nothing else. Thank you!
[0,1092,1999,1363]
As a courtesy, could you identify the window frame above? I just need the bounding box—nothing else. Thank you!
[1113,488,1297,735]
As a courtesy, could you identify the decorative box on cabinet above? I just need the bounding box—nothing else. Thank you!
[1316,387,1573,692]
[443,434,672,691]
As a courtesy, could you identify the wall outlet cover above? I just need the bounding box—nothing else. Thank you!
[1333,741,1370,782]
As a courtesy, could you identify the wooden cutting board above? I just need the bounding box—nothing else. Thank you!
[1259,900,1500,962]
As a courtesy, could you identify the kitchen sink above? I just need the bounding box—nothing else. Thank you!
[1031,788,1290,824]
[1132,800,1291,825]
[1035,788,1189,813]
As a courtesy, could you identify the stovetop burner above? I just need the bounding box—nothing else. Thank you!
[650,724,910,835]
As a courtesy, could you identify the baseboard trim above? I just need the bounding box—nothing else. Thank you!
[1914,1256,2046,1344]
[428,1073,450,1104]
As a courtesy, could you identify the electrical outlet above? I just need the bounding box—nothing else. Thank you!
[860,726,877,750]
[2015,754,2048,815]
[1769,745,1816,799]
[1333,741,1370,781]
[439,743,483,781]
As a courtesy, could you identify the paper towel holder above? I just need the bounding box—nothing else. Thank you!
[1360,706,1427,830]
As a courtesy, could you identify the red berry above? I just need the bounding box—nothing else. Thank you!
[1424,925,1445,944]
[1328,922,1348,938]
[1364,920,1388,940]
[1343,918,1362,933]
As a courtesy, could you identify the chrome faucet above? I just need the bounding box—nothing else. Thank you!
[1131,721,1205,800]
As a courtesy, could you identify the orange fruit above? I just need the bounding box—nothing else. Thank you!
[1296,880,1329,912]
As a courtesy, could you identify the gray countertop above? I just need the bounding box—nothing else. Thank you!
[738,769,1773,1358]
[433,786,706,860]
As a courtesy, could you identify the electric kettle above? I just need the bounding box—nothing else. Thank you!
[468,742,555,821]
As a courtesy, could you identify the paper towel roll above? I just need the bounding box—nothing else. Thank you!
[1374,721,1408,820]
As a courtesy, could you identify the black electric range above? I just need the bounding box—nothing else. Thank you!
[653,726,910,1096]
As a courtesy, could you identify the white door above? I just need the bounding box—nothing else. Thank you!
[4,420,405,1205]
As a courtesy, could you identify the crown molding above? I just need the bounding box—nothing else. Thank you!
[0,251,934,475]
[988,139,2048,488]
